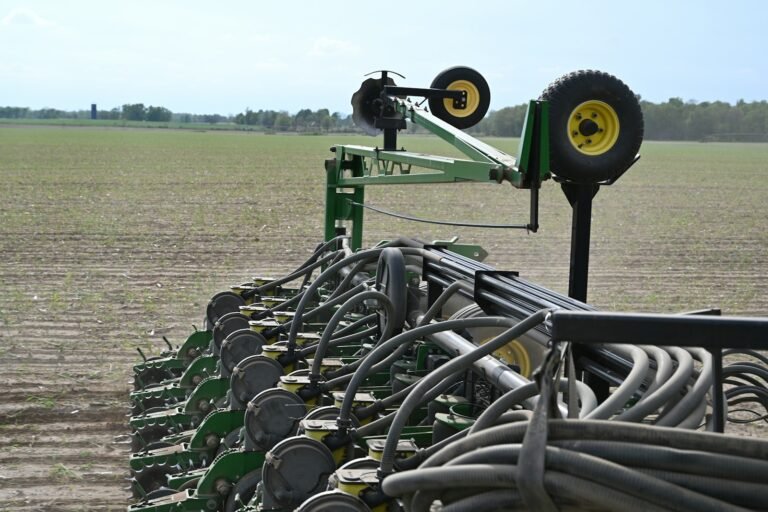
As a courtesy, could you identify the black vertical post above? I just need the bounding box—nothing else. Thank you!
[90,104,97,120]
[562,181,605,400]
[710,348,725,433]
[383,128,397,151]
[562,183,600,303]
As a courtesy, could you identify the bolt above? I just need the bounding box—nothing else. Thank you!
[575,113,582,120]
[586,139,592,144]
[592,112,598,118]
[572,131,578,137]
[599,128,604,132]
[215,478,232,496]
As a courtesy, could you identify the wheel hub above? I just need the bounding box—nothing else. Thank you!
[568,100,620,155]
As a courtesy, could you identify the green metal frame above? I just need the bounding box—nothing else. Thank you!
[325,99,550,249]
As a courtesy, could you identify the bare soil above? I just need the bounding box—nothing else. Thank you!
[0,127,765,510]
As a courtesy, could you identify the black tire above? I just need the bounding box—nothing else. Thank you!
[211,312,251,355]
[219,329,267,377]
[131,462,175,498]
[540,70,643,183]
[131,423,172,453]
[375,248,407,336]
[428,66,490,129]
[224,470,262,511]
[206,291,246,326]
[133,356,174,390]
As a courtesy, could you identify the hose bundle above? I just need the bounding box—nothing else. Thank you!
[383,419,768,512]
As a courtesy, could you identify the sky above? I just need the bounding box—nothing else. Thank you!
[1,1,767,115]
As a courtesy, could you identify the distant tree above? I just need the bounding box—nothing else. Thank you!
[122,103,146,121]
[0,106,29,118]
[201,113,226,124]
[316,108,331,132]
[294,108,314,131]
[146,106,172,122]
[260,110,276,128]
[320,114,332,132]
[274,112,292,131]
[37,108,68,119]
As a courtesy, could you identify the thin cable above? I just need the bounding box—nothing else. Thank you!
[348,200,530,229]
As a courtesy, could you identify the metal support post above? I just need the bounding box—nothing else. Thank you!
[562,182,600,303]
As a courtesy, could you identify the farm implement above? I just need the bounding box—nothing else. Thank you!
[127,67,768,511]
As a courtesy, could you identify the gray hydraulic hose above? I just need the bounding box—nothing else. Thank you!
[287,248,384,351]
[420,419,768,470]
[548,440,768,482]
[258,250,341,294]
[299,326,379,360]
[326,259,373,301]
[336,316,521,428]
[281,282,368,332]
[331,313,377,338]
[676,394,708,430]
[417,280,474,326]
[287,246,431,351]
[323,341,410,386]
[309,290,394,381]
[656,347,712,427]
[470,379,596,433]
[384,464,673,512]
[585,344,649,419]
[616,346,693,422]
[379,309,551,475]
[440,490,523,512]
[640,345,674,396]
[636,468,768,508]
[409,445,746,512]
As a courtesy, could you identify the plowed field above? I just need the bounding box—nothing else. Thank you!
[1,126,766,510]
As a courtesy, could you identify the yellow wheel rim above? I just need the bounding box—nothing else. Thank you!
[567,100,620,155]
[443,80,480,118]
[479,336,532,377]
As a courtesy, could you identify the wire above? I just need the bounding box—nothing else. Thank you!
[347,200,530,229]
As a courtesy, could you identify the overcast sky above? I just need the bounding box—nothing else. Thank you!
[1,1,766,115]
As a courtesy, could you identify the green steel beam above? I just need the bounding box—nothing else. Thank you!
[324,98,551,249]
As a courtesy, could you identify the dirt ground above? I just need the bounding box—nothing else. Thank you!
[0,127,765,510]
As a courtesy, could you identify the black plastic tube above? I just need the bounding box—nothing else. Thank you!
[407,444,747,512]
[548,440,768,483]
[286,246,432,352]
[309,290,394,381]
[440,489,523,512]
[330,313,377,338]
[322,341,410,387]
[378,310,550,475]
[416,280,474,327]
[469,379,596,433]
[336,316,520,430]
[258,251,341,295]
[420,420,768,471]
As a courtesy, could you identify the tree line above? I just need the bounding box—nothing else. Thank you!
[470,98,768,142]
[2,99,768,141]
